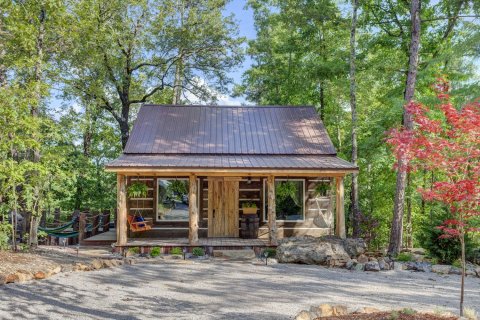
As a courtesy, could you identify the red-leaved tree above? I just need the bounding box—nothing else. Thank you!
[387,79,480,316]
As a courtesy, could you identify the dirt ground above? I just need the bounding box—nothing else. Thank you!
[0,253,478,320]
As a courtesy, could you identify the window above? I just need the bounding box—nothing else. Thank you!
[157,179,189,221]
[264,179,305,221]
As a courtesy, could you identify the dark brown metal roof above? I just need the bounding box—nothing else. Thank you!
[107,154,357,170]
[124,105,337,155]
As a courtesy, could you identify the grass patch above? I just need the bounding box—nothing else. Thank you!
[396,252,413,262]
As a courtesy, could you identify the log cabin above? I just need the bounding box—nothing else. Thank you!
[105,105,358,249]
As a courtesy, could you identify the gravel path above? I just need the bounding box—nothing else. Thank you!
[0,259,478,320]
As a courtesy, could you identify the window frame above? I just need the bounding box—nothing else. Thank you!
[263,178,306,222]
[156,177,198,222]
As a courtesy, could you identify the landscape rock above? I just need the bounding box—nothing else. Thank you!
[404,261,432,272]
[346,259,357,270]
[449,267,462,275]
[310,304,333,317]
[354,263,365,271]
[5,273,19,284]
[431,264,451,274]
[378,258,387,270]
[91,259,103,270]
[357,254,368,264]
[332,305,348,316]
[276,236,352,266]
[365,261,381,272]
[33,271,46,280]
[16,270,33,282]
[368,257,378,262]
[343,238,367,257]
[295,310,313,320]
[354,307,381,314]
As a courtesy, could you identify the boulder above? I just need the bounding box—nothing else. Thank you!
[295,310,314,320]
[343,238,367,257]
[346,259,357,270]
[368,257,378,262]
[310,304,333,317]
[378,258,387,270]
[276,236,351,266]
[91,259,103,270]
[5,273,19,284]
[33,271,46,280]
[357,254,368,264]
[449,267,462,275]
[354,263,365,271]
[404,261,432,272]
[365,261,380,272]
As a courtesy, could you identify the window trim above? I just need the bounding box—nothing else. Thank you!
[156,177,199,222]
[263,178,306,222]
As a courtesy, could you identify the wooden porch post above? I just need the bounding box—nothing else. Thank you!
[267,175,277,245]
[335,176,346,239]
[116,173,127,246]
[189,175,199,245]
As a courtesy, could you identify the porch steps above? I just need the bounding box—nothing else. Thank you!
[212,249,256,260]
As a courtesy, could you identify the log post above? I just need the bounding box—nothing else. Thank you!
[116,174,127,246]
[189,175,199,245]
[78,212,87,243]
[103,209,110,232]
[267,175,277,245]
[91,213,99,236]
[335,176,346,239]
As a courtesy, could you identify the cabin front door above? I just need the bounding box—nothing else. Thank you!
[208,177,239,237]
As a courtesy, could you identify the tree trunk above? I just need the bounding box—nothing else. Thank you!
[119,103,130,149]
[319,81,325,121]
[388,0,421,256]
[29,6,46,248]
[406,172,413,248]
[172,57,184,105]
[460,230,465,316]
[349,0,360,238]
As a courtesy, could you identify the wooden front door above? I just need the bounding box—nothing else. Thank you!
[208,177,239,237]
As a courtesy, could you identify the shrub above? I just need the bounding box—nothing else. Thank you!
[150,247,161,258]
[452,259,462,269]
[396,252,413,262]
[192,247,205,256]
[401,308,417,315]
[0,221,12,251]
[128,247,140,254]
[262,247,277,258]
[463,306,478,320]
[170,247,183,255]
[418,214,478,264]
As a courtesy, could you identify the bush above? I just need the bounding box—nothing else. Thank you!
[150,247,161,257]
[192,247,205,256]
[0,221,12,250]
[170,247,183,255]
[452,259,462,268]
[418,215,478,264]
[262,247,277,258]
[128,247,140,254]
[396,252,413,262]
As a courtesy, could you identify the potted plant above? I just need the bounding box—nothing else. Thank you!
[127,181,148,198]
[242,201,258,215]
[314,182,330,197]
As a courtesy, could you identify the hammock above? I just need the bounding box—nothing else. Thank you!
[47,231,79,238]
[38,220,76,233]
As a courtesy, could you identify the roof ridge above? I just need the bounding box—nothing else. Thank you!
[142,104,317,109]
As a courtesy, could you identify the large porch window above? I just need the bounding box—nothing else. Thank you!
[157,178,189,221]
[264,179,305,221]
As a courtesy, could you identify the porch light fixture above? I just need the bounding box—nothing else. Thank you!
[264,251,269,266]
[247,177,252,184]
[183,247,187,260]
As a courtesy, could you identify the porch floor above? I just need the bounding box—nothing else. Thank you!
[122,237,270,247]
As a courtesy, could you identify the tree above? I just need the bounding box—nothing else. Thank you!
[349,0,360,237]
[64,0,244,148]
[387,79,480,316]
[388,0,421,255]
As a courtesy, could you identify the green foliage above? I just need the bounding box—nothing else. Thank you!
[401,308,417,315]
[262,248,277,258]
[0,221,12,251]
[170,247,183,255]
[452,259,462,269]
[388,311,399,320]
[314,182,330,197]
[418,214,479,264]
[242,202,257,209]
[396,252,413,262]
[128,247,140,254]
[127,182,148,198]
[192,247,205,257]
[275,181,301,216]
[150,247,161,258]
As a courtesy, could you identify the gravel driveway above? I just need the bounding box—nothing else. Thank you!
[0,259,478,319]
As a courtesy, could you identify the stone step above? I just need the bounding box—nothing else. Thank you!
[213,249,256,260]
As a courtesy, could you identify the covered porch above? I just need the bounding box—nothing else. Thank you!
[113,169,349,248]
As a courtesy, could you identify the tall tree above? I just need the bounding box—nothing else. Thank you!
[349,0,360,237]
[65,0,244,148]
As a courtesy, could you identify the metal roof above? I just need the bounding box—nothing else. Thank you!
[107,154,357,170]
[108,105,358,171]
[124,105,337,155]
